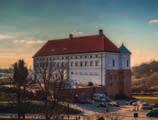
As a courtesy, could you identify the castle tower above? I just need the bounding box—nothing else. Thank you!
[119,44,131,97]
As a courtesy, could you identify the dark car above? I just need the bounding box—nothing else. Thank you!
[153,102,158,108]
[142,103,153,110]
[97,102,107,108]
[147,109,158,117]
[75,99,94,104]
[128,99,137,105]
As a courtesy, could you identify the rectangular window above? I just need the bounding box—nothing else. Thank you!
[127,60,129,67]
[62,62,65,67]
[71,62,73,66]
[95,61,99,66]
[80,61,83,67]
[90,61,93,66]
[56,62,59,67]
[112,59,115,67]
[85,61,87,66]
[75,61,78,66]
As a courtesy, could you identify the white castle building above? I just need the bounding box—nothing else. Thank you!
[33,30,131,97]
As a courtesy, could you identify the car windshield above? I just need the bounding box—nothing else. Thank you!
[143,104,149,106]
[100,96,105,99]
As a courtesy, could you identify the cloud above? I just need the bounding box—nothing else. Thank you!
[149,19,158,24]
[71,31,84,36]
[0,34,15,40]
[14,39,46,45]
[0,52,17,58]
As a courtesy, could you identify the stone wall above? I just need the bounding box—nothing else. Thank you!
[58,68,131,102]
[106,69,131,98]
[59,86,106,102]
[121,70,131,97]
[105,70,120,97]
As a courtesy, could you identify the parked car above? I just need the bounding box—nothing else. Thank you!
[153,102,158,108]
[93,93,110,102]
[97,102,109,108]
[142,103,153,110]
[131,100,145,106]
[75,99,94,104]
[97,102,107,108]
[109,101,120,107]
[65,79,77,88]
[128,99,137,105]
[146,108,158,117]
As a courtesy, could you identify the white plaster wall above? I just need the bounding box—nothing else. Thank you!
[104,52,120,70]
[34,55,69,81]
[68,52,102,85]
[34,52,103,85]
[120,54,130,69]
[33,52,131,85]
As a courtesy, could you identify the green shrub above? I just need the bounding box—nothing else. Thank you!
[88,82,94,86]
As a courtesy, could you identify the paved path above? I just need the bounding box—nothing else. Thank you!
[67,102,158,120]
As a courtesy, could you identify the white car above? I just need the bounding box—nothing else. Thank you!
[109,101,120,107]
[65,79,77,88]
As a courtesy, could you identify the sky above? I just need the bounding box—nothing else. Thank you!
[0,0,158,68]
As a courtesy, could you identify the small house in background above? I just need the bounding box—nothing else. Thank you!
[33,29,131,98]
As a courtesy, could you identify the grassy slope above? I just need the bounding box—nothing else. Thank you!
[132,61,158,93]
[134,95,158,104]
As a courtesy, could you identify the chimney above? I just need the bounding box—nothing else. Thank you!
[69,33,73,40]
[99,29,103,36]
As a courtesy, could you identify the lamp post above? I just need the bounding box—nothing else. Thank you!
[67,103,70,120]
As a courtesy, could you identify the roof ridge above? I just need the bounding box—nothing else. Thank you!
[103,35,118,48]
[33,33,120,57]
[48,34,100,42]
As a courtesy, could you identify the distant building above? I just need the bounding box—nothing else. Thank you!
[33,29,131,97]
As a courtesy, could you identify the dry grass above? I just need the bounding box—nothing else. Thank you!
[133,95,158,104]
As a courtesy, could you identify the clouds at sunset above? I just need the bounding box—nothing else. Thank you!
[13,39,46,45]
[0,34,15,40]
[0,34,45,68]
[1,0,158,67]
[149,19,158,24]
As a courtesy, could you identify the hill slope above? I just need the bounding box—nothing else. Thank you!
[132,61,158,93]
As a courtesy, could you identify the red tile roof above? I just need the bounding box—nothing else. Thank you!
[33,34,119,57]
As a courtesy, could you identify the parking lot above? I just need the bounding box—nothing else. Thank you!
[69,100,158,120]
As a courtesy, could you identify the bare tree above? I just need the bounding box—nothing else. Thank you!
[35,60,68,120]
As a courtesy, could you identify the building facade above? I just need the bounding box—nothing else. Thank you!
[33,30,131,97]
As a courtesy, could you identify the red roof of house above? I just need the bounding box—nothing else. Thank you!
[33,34,119,57]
